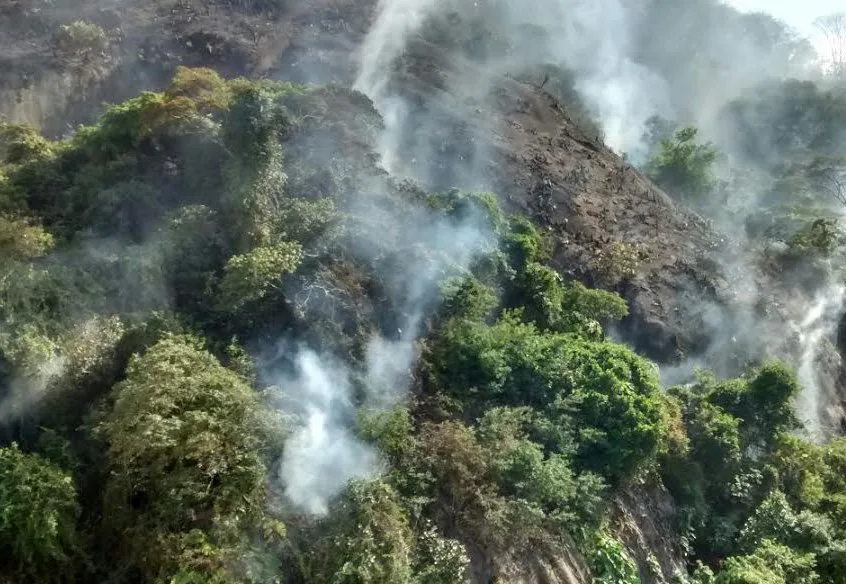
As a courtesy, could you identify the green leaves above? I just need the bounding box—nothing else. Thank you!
[591,532,641,584]
[716,540,819,584]
[101,336,270,579]
[309,480,416,584]
[0,444,79,577]
[646,126,718,201]
[218,241,303,311]
[428,312,665,482]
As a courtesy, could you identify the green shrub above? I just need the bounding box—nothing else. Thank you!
[0,122,56,165]
[715,540,819,584]
[0,444,79,577]
[307,480,415,584]
[53,21,109,65]
[592,241,649,287]
[516,262,628,336]
[100,336,268,577]
[646,127,718,201]
[787,218,840,257]
[0,214,54,260]
[412,520,471,584]
[427,312,665,483]
[217,241,303,311]
[591,532,640,584]
[165,67,233,114]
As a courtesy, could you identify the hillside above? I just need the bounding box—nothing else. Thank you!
[2,1,846,584]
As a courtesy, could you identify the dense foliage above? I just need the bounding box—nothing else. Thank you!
[0,66,845,584]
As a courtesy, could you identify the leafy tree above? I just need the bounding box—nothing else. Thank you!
[477,407,606,531]
[708,362,801,450]
[218,241,302,311]
[438,276,499,322]
[307,480,415,584]
[787,218,841,256]
[52,21,109,66]
[0,122,56,166]
[428,312,666,482]
[0,215,54,261]
[100,336,269,579]
[716,540,819,584]
[646,127,718,200]
[411,520,471,584]
[514,262,628,336]
[591,242,649,287]
[591,532,640,584]
[0,444,79,579]
[165,67,233,114]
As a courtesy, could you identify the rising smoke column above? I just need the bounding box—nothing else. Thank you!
[277,349,380,516]
[795,282,846,441]
[275,190,494,514]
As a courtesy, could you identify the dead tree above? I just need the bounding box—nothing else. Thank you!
[815,12,846,79]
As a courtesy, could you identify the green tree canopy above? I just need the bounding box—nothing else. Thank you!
[646,127,718,201]
[0,444,79,579]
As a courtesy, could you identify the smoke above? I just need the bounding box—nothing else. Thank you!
[273,185,495,515]
[354,0,672,168]
[348,0,846,439]
[353,0,814,167]
[795,281,846,440]
[355,0,438,100]
[0,352,66,425]
[277,349,380,516]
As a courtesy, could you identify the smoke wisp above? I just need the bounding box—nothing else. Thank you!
[350,0,846,439]
[273,189,495,515]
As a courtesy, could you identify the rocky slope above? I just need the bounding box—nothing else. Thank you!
[2,1,844,583]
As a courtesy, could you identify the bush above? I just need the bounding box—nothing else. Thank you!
[100,336,268,577]
[0,214,54,261]
[165,67,233,114]
[591,532,640,584]
[0,122,56,165]
[0,444,79,577]
[412,520,471,584]
[307,480,415,584]
[427,312,666,483]
[646,127,718,201]
[716,540,819,584]
[787,218,841,257]
[53,21,109,65]
[591,241,649,287]
[217,241,303,311]
[515,262,628,336]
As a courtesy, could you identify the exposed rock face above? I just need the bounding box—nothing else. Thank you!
[0,0,377,134]
[613,481,688,584]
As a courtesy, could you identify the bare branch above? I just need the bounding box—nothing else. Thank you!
[814,12,846,78]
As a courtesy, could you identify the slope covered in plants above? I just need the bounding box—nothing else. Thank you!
[0,66,845,584]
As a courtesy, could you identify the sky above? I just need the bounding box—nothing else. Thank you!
[725,0,840,34]
[724,0,843,61]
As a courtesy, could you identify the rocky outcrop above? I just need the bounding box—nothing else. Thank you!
[613,481,688,584]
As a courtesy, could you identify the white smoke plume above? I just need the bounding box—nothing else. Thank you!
[275,191,495,515]
[348,0,846,440]
[278,349,380,516]
[353,0,672,163]
[795,281,846,441]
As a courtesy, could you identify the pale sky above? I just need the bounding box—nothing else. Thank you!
[724,0,841,34]
[724,0,843,62]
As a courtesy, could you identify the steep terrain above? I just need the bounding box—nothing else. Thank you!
[2,2,846,584]
[0,0,376,134]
